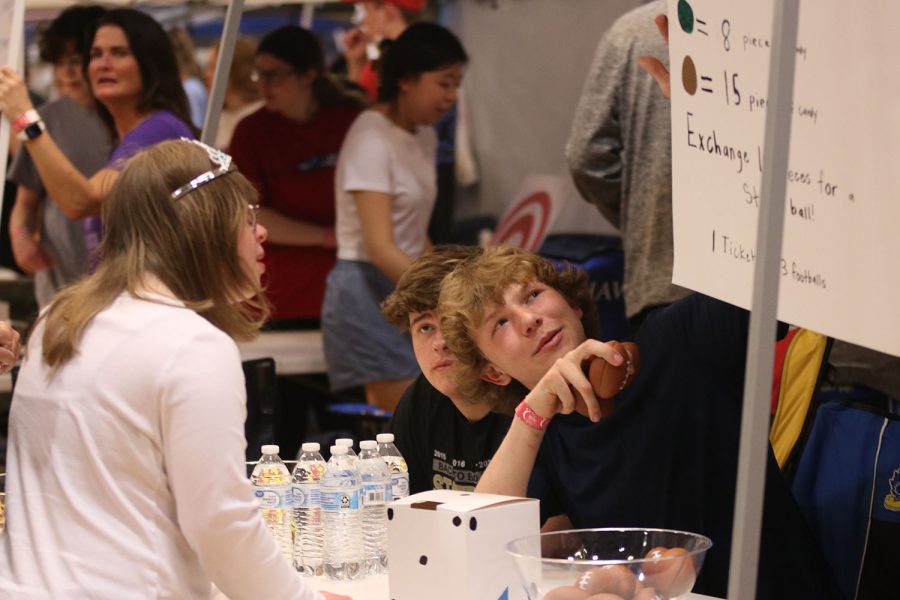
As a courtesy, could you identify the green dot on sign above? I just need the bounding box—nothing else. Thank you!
[678,0,695,34]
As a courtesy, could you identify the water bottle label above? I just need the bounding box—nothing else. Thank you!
[363,482,388,506]
[292,483,321,509]
[253,483,292,509]
[391,473,410,498]
[322,489,360,511]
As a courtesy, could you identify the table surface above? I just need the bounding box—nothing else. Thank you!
[0,330,329,394]
[237,330,326,376]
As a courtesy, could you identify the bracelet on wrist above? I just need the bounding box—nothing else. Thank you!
[13,110,45,142]
[515,399,553,431]
[12,109,40,133]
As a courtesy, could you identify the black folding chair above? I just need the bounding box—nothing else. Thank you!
[242,358,279,462]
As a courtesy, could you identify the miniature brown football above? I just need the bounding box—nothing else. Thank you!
[573,341,641,418]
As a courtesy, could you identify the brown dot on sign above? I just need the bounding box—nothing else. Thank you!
[419,555,428,565]
[453,516,462,527]
[682,55,698,95]
[469,517,478,531]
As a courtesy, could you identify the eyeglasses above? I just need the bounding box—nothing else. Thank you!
[247,204,260,232]
[250,67,295,84]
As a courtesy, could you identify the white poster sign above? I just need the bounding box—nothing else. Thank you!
[669,0,900,357]
[0,0,26,214]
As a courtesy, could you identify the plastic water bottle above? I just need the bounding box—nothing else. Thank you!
[335,438,358,464]
[250,444,293,561]
[321,445,363,580]
[292,442,326,575]
[376,433,409,500]
[359,440,392,574]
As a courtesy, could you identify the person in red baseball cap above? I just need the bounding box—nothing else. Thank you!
[341,0,426,102]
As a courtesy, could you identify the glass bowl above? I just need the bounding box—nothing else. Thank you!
[506,527,712,600]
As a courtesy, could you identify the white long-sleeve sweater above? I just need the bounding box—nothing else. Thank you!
[0,293,321,600]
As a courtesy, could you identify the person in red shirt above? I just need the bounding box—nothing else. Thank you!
[230,26,365,326]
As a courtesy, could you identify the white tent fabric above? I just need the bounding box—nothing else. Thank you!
[451,0,641,234]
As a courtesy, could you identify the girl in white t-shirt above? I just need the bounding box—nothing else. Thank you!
[323,22,469,411]
[1,140,348,600]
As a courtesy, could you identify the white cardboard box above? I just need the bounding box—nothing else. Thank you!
[387,489,539,600]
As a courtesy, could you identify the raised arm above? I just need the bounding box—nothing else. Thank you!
[0,66,115,218]
[637,14,671,98]
[474,417,546,497]
[476,339,623,496]
[341,28,369,84]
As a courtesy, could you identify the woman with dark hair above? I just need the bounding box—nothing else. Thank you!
[229,25,364,327]
[321,22,468,411]
[0,8,195,268]
[0,139,349,600]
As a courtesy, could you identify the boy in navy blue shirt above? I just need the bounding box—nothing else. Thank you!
[439,245,839,599]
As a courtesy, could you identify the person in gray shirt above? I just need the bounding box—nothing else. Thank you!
[8,5,111,307]
[566,0,688,329]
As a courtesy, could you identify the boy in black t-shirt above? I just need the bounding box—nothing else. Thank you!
[381,245,512,494]
[438,245,840,600]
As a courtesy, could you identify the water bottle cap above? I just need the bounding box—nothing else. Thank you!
[330,445,348,455]
[360,440,377,449]
[376,433,394,443]
[260,444,280,455]
[335,438,354,448]
[301,442,320,452]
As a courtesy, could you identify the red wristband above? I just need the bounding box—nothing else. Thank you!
[515,400,553,431]
[12,110,40,133]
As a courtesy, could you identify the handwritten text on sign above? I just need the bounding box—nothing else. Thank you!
[669,0,900,357]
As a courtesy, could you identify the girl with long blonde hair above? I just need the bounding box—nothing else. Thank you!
[0,140,349,600]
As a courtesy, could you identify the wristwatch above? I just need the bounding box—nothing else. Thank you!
[17,118,45,142]
[13,109,45,142]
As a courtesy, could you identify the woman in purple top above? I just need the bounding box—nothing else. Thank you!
[0,9,195,263]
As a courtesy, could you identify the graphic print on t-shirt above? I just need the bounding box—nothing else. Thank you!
[431,450,492,491]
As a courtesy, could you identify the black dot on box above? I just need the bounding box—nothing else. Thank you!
[469,517,478,531]
[387,508,394,520]
[419,555,428,566]
[452,516,462,527]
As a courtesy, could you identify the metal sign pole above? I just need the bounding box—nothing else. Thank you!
[0,0,26,216]
[727,1,800,597]
[300,2,316,28]
[201,0,246,146]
